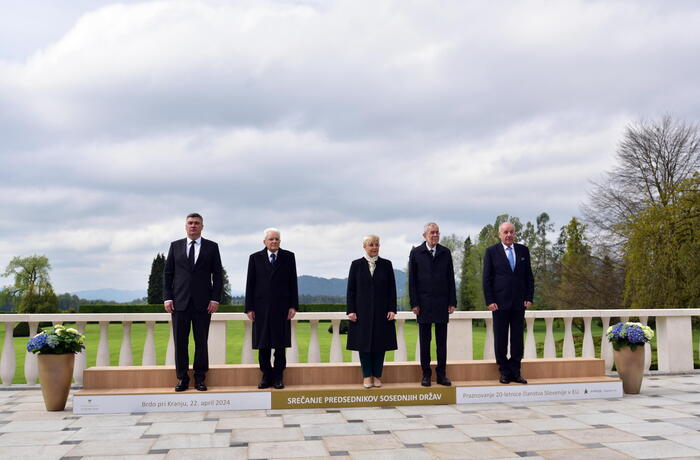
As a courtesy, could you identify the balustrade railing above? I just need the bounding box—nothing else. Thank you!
[1,309,699,387]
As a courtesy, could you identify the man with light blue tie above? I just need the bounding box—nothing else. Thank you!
[482,222,534,385]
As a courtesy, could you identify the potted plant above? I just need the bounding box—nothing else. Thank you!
[607,321,654,394]
[27,324,85,411]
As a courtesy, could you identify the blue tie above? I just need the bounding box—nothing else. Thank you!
[507,246,515,271]
[270,253,276,265]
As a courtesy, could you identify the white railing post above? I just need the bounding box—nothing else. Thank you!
[287,320,299,363]
[24,322,39,385]
[142,321,156,366]
[656,315,694,372]
[582,317,594,358]
[544,317,556,358]
[97,321,110,367]
[119,321,133,366]
[639,316,652,371]
[207,320,226,365]
[395,319,407,361]
[74,321,87,385]
[562,317,575,358]
[524,317,537,359]
[308,320,320,363]
[600,316,613,372]
[329,320,342,363]
[447,317,472,360]
[483,318,494,360]
[241,320,254,364]
[165,321,175,365]
[1,321,16,386]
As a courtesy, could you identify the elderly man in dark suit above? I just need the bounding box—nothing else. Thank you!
[245,228,299,389]
[482,221,534,384]
[409,222,457,387]
[163,213,223,392]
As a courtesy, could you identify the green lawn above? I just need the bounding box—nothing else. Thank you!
[6,319,695,384]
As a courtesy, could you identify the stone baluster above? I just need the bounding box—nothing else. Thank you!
[1,322,15,386]
[524,317,537,358]
[639,316,652,371]
[395,319,407,361]
[24,322,39,385]
[165,322,175,365]
[287,320,299,363]
[582,317,594,358]
[142,321,156,366]
[242,320,254,364]
[483,318,495,360]
[308,320,320,363]
[447,317,473,360]
[600,316,613,372]
[207,320,226,364]
[96,321,110,367]
[330,320,343,362]
[73,322,87,385]
[562,317,575,358]
[543,317,556,358]
[119,321,133,366]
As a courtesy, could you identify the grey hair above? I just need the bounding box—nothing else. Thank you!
[498,222,515,232]
[362,234,380,246]
[423,222,439,233]
[263,227,281,239]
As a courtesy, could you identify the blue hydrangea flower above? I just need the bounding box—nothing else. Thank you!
[46,334,59,348]
[26,333,48,352]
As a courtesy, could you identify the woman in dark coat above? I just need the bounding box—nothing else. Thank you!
[346,235,398,388]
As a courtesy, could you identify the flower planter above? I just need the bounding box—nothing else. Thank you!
[38,353,75,411]
[613,346,645,394]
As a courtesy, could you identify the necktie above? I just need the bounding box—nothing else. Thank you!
[507,246,515,271]
[429,248,435,257]
[270,253,276,265]
[188,240,196,267]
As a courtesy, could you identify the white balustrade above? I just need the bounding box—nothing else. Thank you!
[0,309,699,388]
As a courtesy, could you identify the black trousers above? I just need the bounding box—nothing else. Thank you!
[418,322,448,378]
[492,307,525,378]
[359,351,386,378]
[172,302,211,382]
[258,347,286,380]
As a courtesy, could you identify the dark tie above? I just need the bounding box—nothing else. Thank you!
[429,248,435,257]
[188,240,195,267]
[270,253,276,265]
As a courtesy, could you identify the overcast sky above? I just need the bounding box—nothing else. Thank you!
[1,0,699,295]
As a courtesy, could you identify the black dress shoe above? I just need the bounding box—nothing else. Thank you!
[499,375,510,384]
[274,379,285,389]
[258,379,271,389]
[512,375,528,384]
[195,381,207,391]
[436,376,452,386]
[175,380,189,392]
[421,376,431,387]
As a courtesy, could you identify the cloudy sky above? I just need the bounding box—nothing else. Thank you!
[1,0,699,295]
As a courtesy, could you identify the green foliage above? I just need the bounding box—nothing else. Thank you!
[147,253,165,304]
[1,255,59,313]
[624,174,700,308]
[221,267,232,305]
[26,324,85,355]
[19,290,59,313]
[458,237,478,310]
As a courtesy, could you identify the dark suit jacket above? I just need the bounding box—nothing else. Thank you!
[163,237,223,312]
[482,243,534,310]
[346,257,397,352]
[408,242,457,324]
[245,248,299,349]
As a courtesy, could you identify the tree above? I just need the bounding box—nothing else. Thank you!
[458,237,479,310]
[439,233,464,282]
[147,253,165,304]
[584,115,700,251]
[1,255,58,313]
[624,174,700,308]
[221,267,233,305]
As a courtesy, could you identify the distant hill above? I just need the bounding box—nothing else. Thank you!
[72,288,146,303]
[298,270,407,297]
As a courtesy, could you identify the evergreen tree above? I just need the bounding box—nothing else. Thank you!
[221,267,232,305]
[147,253,165,304]
[458,237,478,310]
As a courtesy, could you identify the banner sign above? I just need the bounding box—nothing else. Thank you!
[73,391,271,414]
[456,381,622,404]
[272,387,455,409]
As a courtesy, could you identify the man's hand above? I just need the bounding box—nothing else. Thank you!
[348,312,357,322]
[164,300,174,313]
[387,311,396,321]
[246,311,255,321]
[207,301,219,314]
[411,306,420,315]
[524,301,532,308]
[448,306,456,315]
[487,303,499,311]
[287,308,297,320]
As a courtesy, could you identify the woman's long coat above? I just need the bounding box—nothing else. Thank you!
[245,248,299,349]
[346,257,398,352]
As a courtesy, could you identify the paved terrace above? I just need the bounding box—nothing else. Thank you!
[2,374,700,460]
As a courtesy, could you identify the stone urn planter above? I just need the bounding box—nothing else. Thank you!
[613,346,645,394]
[37,353,75,411]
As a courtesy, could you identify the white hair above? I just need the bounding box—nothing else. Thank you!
[263,227,281,239]
[423,222,439,233]
[362,234,380,246]
[499,221,515,232]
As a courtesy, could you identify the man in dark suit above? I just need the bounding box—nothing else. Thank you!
[409,222,457,387]
[245,228,299,389]
[163,213,223,392]
[482,221,534,385]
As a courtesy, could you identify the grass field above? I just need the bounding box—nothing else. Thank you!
[7,319,697,384]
